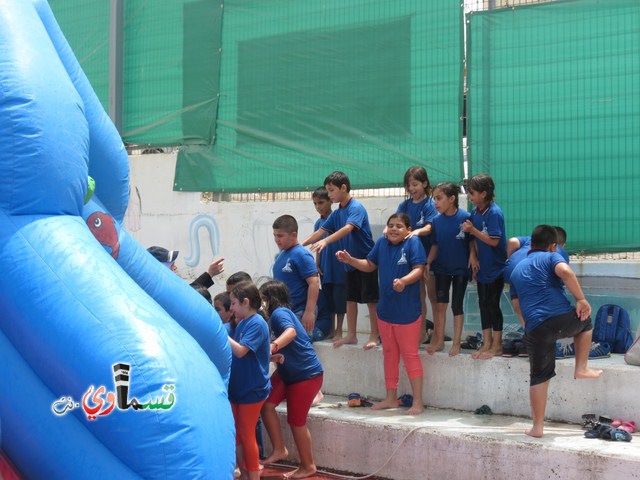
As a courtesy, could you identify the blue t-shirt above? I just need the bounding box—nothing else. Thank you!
[229,313,271,404]
[270,307,323,383]
[431,209,472,277]
[314,216,345,285]
[470,202,507,283]
[509,251,573,332]
[397,196,438,256]
[367,236,426,324]
[504,236,569,284]
[321,198,374,272]
[273,244,318,313]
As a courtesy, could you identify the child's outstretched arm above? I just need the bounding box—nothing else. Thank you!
[302,228,329,248]
[393,264,425,292]
[462,219,500,247]
[406,224,432,240]
[335,250,376,272]
[270,327,297,354]
[309,224,355,254]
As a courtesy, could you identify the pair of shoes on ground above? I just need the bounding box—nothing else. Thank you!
[502,339,528,357]
[582,413,636,434]
[584,423,633,441]
[461,332,482,350]
[555,342,611,359]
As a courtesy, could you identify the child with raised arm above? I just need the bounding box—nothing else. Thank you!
[312,186,346,341]
[227,282,271,480]
[426,183,472,356]
[396,166,438,344]
[462,174,507,359]
[336,213,426,414]
[258,280,324,479]
[272,215,320,333]
[303,171,379,350]
[509,225,602,438]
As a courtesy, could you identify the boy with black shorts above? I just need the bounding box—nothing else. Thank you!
[509,225,603,438]
[303,171,379,350]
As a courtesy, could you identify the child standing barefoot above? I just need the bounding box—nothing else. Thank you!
[425,183,473,356]
[462,174,507,359]
[259,280,324,479]
[396,166,438,344]
[228,282,271,480]
[510,225,603,437]
[337,213,426,415]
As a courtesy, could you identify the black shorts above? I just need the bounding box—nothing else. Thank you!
[322,282,347,315]
[345,269,379,304]
[525,310,593,386]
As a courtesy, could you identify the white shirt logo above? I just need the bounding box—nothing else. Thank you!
[416,212,425,227]
[397,249,408,265]
[456,225,465,239]
[281,259,293,273]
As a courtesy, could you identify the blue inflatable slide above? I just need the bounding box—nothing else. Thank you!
[0,1,234,478]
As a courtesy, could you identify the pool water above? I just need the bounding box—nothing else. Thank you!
[462,277,640,336]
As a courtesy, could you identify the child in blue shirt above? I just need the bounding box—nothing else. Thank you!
[337,213,426,415]
[509,225,602,438]
[395,166,438,344]
[426,183,473,356]
[312,186,346,341]
[259,280,324,478]
[227,282,271,480]
[273,215,320,333]
[462,174,507,359]
[303,171,379,350]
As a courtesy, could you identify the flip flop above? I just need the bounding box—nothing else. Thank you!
[581,413,597,429]
[602,427,633,442]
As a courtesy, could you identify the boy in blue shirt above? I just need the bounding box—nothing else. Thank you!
[303,171,379,350]
[312,186,346,341]
[510,225,602,438]
[272,215,320,333]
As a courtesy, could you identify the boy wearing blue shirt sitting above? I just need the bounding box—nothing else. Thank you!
[272,215,320,333]
[510,225,603,438]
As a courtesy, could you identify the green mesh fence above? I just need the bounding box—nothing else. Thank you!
[174,0,463,192]
[50,0,222,146]
[467,0,640,253]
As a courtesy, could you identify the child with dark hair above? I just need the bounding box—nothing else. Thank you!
[510,225,602,438]
[303,171,379,350]
[258,280,323,479]
[312,186,346,341]
[426,183,473,356]
[337,213,426,414]
[396,166,438,344]
[214,291,234,334]
[227,282,271,480]
[272,215,320,333]
[462,173,507,359]
[226,271,252,292]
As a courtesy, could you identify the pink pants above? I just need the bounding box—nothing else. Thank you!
[377,316,423,389]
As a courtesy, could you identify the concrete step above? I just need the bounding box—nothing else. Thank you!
[272,395,640,480]
[313,334,640,424]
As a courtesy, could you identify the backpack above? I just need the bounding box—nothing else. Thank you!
[593,304,633,354]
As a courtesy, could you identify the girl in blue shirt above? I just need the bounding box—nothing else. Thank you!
[337,213,426,415]
[258,280,324,479]
[426,183,473,356]
[462,173,508,360]
[396,166,438,344]
[228,281,271,480]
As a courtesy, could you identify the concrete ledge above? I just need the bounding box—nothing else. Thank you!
[272,395,640,480]
[314,336,640,424]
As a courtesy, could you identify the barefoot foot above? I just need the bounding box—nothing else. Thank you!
[525,426,544,438]
[471,344,491,359]
[575,368,603,379]
[407,404,425,415]
[477,345,501,359]
[261,448,288,466]
[425,341,444,355]
[364,335,379,351]
[448,344,461,357]
[333,335,357,348]
[371,399,399,410]
[283,465,317,479]
[311,390,324,407]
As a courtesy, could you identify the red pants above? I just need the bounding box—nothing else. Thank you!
[231,400,266,472]
[377,316,423,389]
